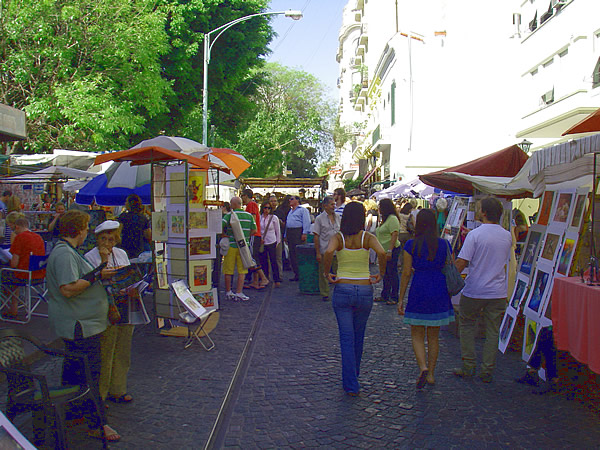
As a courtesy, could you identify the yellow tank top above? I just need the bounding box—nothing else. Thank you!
[336,231,370,280]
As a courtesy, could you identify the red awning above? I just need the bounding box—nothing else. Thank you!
[562,108,600,135]
[419,144,529,195]
[94,145,228,172]
[360,166,379,186]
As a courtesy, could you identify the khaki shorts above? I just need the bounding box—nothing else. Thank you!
[222,247,248,275]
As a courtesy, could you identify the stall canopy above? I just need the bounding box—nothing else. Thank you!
[562,108,600,136]
[372,177,435,200]
[11,150,100,171]
[0,165,99,183]
[241,176,327,189]
[419,144,529,195]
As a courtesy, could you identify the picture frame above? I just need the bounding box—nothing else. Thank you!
[552,192,574,224]
[167,245,187,280]
[151,211,168,242]
[569,189,589,232]
[508,275,529,312]
[536,190,556,226]
[168,212,186,239]
[498,309,518,354]
[193,288,219,313]
[188,171,206,208]
[167,167,186,206]
[189,260,212,292]
[189,210,208,230]
[539,231,563,265]
[523,266,552,317]
[189,234,216,259]
[555,231,579,277]
[171,280,207,318]
[518,225,544,277]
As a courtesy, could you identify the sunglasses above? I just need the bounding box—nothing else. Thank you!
[264,206,271,210]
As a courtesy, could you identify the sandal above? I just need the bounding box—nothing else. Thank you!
[416,369,428,389]
[108,393,133,403]
[374,297,387,302]
[88,425,121,442]
[386,300,398,305]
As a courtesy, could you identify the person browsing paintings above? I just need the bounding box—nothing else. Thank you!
[117,194,150,259]
[85,220,135,405]
[375,198,402,305]
[46,210,121,442]
[323,202,387,396]
[285,195,311,282]
[398,209,455,389]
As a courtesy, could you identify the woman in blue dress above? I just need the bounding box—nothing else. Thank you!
[398,208,455,389]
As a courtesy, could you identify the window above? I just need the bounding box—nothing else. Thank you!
[558,48,568,58]
[531,68,538,76]
[543,58,554,68]
[593,57,600,89]
[391,81,396,126]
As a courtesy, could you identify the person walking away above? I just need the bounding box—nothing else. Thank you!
[323,202,386,395]
[85,220,135,405]
[258,202,282,287]
[222,197,256,301]
[241,189,269,289]
[333,188,346,217]
[117,194,150,259]
[285,195,311,282]
[453,196,512,383]
[4,217,45,317]
[399,209,455,388]
[313,196,341,301]
[375,198,402,305]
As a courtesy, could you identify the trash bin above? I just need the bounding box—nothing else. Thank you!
[296,243,319,294]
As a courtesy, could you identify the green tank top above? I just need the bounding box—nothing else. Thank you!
[336,231,370,280]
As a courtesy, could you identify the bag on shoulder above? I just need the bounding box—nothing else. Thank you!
[442,241,464,296]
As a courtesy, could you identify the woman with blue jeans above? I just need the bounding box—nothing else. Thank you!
[323,202,387,395]
[375,198,402,306]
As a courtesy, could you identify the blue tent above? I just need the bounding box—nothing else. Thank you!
[76,174,151,206]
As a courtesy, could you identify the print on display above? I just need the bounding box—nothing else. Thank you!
[552,193,573,223]
[556,233,578,277]
[569,193,587,230]
[189,260,212,292]
[168,213,186,238]
[498,310,518,354]
[194,288,219,313]
[522,317,540,362]
[524,268,551,316]
[151,211,168,242]
[509,277,529,311]
[539,232,562,264]
[536,191,555,226]
[519,226,544,276]
[188,172,206,207]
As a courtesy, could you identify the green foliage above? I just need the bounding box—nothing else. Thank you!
[343,178,361,192]
[235,63,335,178]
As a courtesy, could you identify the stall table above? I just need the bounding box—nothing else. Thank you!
[552,276,600,374]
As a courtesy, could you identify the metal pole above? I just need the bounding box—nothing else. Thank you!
[202,35,210,146]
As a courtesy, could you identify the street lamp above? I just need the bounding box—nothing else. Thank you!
[518,139,533,153]
[202,10,303,145]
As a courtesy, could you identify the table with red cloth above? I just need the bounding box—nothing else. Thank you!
[552,276,600,374]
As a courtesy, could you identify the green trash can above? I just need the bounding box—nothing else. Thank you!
[297,243,319,294]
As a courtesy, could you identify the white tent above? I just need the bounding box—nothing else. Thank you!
[372,178,435,200]
[10,149,99,171]
[1,166,99,183]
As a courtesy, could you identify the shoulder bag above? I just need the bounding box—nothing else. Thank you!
[441,240,465,296]
[260,215,275,253]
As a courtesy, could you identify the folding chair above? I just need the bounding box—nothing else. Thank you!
[0,253,49,324]
[179,309,217,351]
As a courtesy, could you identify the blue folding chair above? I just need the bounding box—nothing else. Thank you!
[0,253,49,324]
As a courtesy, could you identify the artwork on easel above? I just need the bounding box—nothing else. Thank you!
[171,280,207,318]
[151,211,168,242]
[523,266,552,317]
[518,225,544,277]
[556,231,578,277]
[498,309,518,354]
[508,276,529,312]
[189,260,212,292]
[569,189,589,232]
[189,171,206,208]
[168,213,186,239]
[536,190,556,226]
[539,231,562,265]
[552,192,573,224]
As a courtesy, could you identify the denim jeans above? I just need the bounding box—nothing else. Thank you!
[332,283,374,393]
[381,246,401,302]
[528,326,557,379]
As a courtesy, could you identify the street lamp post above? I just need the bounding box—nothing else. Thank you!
[202,10,302,146]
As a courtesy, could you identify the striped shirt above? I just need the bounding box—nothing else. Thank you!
[222,209,256,248]
[334,202,345,218]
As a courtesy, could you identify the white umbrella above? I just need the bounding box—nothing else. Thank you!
[130,136,209,155]
[104,161,151,189]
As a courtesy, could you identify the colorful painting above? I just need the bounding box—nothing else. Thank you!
[169,213,185,238]
[540,232,561,263]
[570,194,587,229]
[509,277,529,311]
[189,172,206,207]
[498,311,517,354]
[519,229,543,276]
[525,269,550,315]
[151,211,168,242]
[523,318,539,361]
[194,288,219,312]
[189,260,212,292]
[190,211,208,229]
[552,193,573,223]
[190,236,213,256]
[557,234,577,276]
[537,191,555,226]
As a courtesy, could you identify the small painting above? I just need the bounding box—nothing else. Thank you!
[552,192,573,223]
[194,288,219,312]
[522,317,539,361]
[189,260,212,292]
[537,191,555,226]
[524,268,550,315]
[169,213,185,238]
[190,235,214,258]
[189,172,206,207]
[498,311,517,354]
[540,232,561,263]
[171,280,207,318]
[155,253,168,289]
[153,165,167,211]
[509,277,529,311]
[190,211,208,229]
[151,211,168,242]
[519,228,543,276]
[556,233,578,276]
[570,193,587,230]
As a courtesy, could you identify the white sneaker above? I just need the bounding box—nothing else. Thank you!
[234,292,249,301]
[226,291,236,301]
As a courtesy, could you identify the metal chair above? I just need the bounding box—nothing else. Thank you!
[179,309,217,351]
[0,328,107,449]
[0,254,49,324]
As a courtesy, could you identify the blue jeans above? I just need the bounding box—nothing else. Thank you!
[381,246,401,302]
[332,283,374,393]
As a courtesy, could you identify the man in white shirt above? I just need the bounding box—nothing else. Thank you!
[313,196,340,301]
[453,196,512,383]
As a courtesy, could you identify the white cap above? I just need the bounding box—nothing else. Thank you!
[95,220,120,234]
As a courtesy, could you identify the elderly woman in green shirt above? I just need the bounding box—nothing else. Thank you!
[375,198,402,307]
[46,210,121,443]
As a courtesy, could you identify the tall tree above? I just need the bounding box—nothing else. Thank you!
[234,63,335,178]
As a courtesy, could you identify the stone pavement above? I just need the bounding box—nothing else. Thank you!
[4,275,600,448]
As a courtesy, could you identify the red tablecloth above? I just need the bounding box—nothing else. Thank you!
[552,276,600,374]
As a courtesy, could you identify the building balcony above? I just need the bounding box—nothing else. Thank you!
[356,43,366,56]
[371,124,391,153]
[359,24,368,46]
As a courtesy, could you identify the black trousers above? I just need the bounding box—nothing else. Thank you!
[528,326,557,379]
[259,242,281,283]
[286,227,303,277]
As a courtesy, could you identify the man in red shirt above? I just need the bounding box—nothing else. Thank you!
[4,217,45,316]
[241,189,269,288]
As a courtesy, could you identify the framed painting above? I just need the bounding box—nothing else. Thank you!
[151,211,168,242]
[189,210,208,230]
[518,225,544,277]
[194,288,219,313]
[569,189,589,232]
[188,171,206,208]
[539,231,562,265]
[168,213,186,239]
[189,260,212,292]
[523,266,552,317]
[556,231,578,277]
[536,190,555,226]
[498,309,518,354]
[551,192,574,224]
[189,234,216,259]
[508,275,529,312]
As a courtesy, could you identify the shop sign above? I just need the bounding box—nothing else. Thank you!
[0,104,26,141]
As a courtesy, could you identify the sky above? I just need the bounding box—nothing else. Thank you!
[266,0,348,100]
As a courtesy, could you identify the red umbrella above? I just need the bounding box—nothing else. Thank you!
[562,108,600,135]
[419,144,529,194]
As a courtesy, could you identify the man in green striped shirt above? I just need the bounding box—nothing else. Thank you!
[222,196,256,301]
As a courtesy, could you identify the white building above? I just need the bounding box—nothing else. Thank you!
[334,0,553,192]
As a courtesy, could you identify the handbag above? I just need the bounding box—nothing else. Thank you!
[442,241,465,296]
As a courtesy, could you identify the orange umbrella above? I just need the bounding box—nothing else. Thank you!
[201,148,251,178]
[562,108,600,135]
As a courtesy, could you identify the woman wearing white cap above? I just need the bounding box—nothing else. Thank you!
[85,220,134,404]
